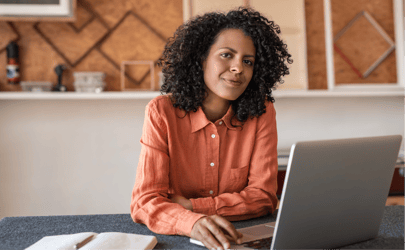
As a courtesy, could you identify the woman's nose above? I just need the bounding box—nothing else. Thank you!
[230,60,243,73]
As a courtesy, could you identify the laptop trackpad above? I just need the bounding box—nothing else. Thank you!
[238,223,275,242]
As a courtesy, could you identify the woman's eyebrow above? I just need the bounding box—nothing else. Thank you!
[219,47,255,58]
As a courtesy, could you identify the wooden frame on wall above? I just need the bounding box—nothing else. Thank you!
[120,61,155,91]
[0,0,76,22]
[323,0,404,90]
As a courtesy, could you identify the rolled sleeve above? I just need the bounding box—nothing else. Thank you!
[190,197,216,215]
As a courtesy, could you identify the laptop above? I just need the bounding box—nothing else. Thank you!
[190,135,403,249]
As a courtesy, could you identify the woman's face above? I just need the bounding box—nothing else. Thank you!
[202,28,256,102]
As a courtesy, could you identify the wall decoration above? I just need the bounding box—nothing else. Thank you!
[0,0,183,91]
[121,61,155,91]
[333,10,395,79]
[324,0,403,89]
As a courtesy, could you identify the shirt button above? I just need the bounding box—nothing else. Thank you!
[209,190,214,194]
[219,121,223,125]
[210,162,215,167]
[211,134,216,138]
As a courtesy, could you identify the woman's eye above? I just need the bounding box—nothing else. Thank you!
[220,53,231,58]
[244,60,253,66]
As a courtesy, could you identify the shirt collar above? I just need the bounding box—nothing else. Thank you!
[190,104,242,133]
[190,107,210,133]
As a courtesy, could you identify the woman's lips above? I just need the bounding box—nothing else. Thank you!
[223,78,242,87]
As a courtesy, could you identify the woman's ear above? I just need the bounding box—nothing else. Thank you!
[200,51,210,71]
[201,60,206,71]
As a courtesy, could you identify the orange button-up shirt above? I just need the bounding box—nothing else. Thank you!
[130,95,278,236]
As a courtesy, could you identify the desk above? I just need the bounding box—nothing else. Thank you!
[0,206,403,249]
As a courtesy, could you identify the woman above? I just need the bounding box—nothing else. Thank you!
[130,7,292,250]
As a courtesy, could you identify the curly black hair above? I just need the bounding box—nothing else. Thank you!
[158,7,292,123]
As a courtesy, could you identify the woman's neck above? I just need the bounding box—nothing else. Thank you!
[202,95,230,123]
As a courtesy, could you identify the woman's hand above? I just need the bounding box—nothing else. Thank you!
[169,194,243,249]
[168,194,193,211]
[191,215,243,250]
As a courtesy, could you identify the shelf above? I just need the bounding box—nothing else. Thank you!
[0,89,403,100]
[0,91,161,100]
[273,89,405,98]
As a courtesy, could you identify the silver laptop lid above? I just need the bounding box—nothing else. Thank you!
[271,135,402,249]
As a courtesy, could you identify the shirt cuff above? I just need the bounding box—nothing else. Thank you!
[190,197,216,215]
[175,210,206,236]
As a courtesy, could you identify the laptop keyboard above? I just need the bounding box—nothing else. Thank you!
[242,236,273,249]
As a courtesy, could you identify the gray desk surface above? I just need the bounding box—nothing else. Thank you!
[0,206,403,249]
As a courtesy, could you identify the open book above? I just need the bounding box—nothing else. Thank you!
[25,232,157,250]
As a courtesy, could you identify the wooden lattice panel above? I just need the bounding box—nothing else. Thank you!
[0,0,183,91]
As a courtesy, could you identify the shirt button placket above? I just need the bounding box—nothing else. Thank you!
[207,126,219,195]
[209,140,216,195]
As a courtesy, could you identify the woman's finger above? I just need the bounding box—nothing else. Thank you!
[197,221,223,249]
[211,215,243,244]
[191,215,243,249]
[204,218,231,249]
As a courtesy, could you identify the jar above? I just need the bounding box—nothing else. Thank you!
[73,72,106,93]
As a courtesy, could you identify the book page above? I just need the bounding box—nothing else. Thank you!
[25,232,97,250]
[80,232,157,250]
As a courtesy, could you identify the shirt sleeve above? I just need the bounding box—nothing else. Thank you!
[130,100,205,236]
[190,102,279,221]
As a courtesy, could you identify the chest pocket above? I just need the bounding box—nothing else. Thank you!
[230,165,249,192]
